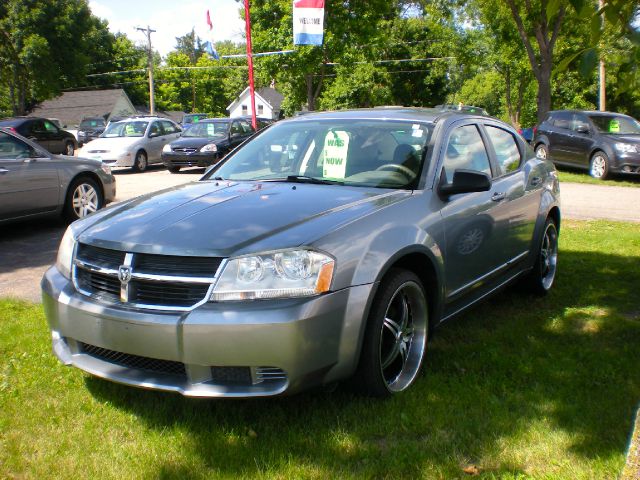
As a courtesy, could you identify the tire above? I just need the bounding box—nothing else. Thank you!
[521,217,558,295]
[353,269,429,397]
[133,150,148,172]
[65,141,75,156]
[64,176,104,222]
[535,144,548,160]
[590,151,610,179]
[168,166,181,174]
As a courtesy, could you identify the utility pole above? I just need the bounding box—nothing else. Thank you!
[136,25,156,115]
[598,0,606,111]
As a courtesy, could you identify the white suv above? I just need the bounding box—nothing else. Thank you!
[78,116,182,172]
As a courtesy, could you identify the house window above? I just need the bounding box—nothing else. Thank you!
[258,104,264,115]
[242,105,248,115]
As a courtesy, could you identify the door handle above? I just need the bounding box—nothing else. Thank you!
[0,168,9,174]
[491,192,506,202]
[530,176,542,187]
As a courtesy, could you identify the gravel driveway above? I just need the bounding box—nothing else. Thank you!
[1,169,639,302]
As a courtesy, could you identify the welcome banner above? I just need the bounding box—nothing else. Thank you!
[293,0,325,46]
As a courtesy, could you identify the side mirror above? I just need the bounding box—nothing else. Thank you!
[438,169,491,199]
[149,131,160,138]
[575,125,589,134]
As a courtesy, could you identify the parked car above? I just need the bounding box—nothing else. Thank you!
[0,127,115,223]
[77,117,107,147]
[0,117,78,156]
[533,110,640,179]
[181,113,209,127]
[78,116,182,172]
[162,117,266,173]
[42,107,560,398]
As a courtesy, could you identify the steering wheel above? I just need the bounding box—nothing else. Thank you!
[375,163,416,180]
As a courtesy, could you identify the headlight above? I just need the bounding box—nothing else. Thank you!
[200,143,218,153]
[614,143,639,154]
[56,227,76,279]
[210,249,335,301]
[162,143,172,153]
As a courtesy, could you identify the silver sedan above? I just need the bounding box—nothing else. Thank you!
[42,108,560,398]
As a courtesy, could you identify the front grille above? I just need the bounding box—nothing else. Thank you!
[79,342,187,377]
[73,243,222,310]
[172,147,198,153]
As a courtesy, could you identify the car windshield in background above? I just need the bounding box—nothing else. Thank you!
[80,119,105,129]
[183,121,229,138]
[207,120,432,189]
[102,121,148,138]
[588,115,640,135]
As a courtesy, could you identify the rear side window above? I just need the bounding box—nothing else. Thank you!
[485,126,521,176]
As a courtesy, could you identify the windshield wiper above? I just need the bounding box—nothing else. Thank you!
[284,175,344,185]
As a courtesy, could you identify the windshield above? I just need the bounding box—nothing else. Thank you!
[102,121,148,138]
[183,121,229,138]
[80,119,105,129]
[206,119,432,189]
[588,115,640,135]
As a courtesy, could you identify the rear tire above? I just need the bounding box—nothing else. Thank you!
[521,217,558,295]
[64,177,104,222]
[168,166,181,173]
[65,141,75,156]
[353,269,429,397]
[133,150,148,172]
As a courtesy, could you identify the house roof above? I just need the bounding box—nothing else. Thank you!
[28,89,135,127]
[227,87,284,112]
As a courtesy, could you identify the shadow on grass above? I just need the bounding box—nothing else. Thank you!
[85,248,640,478]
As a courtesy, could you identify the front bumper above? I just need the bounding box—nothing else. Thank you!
[162,151,219,168]
[82,151,134,168]
[612,151,640,174]
[42,266,374,397]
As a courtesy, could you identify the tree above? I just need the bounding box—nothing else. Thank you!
[0,0,114,115]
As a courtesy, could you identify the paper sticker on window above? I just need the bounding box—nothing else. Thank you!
[322,131,349,179]
[207,124,215,135]
[609,120,620,133]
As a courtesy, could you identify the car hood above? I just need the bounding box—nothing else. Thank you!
[602,134,640,144]
[80,136,141,152]
[170,136,227,148]
[76,181,411,257]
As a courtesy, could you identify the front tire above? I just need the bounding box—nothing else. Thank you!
[354,269,429,397]
[168,166,181,173]
[133,150,148,172]
[590,151,610,179]
[521,217,558,295]
[64,177,104,222]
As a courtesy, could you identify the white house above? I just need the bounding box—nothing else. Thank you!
[227,87,284,120]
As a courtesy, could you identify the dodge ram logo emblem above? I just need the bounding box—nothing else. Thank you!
[118,265,132,284]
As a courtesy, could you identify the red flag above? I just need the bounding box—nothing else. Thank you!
[206,10,213,30]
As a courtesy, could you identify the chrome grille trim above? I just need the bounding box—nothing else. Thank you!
[72,243,224,311]
[254,367,288,383]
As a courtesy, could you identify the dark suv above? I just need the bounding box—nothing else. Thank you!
[0,117,78,156]
[533,110,640,179]
[77,117,107,147]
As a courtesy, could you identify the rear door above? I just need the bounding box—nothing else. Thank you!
[548,112,573,164]
[0,132,60,219]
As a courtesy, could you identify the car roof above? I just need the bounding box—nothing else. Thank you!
[0,117,32,126]
[279,107,470,124]
[548,109,632,117]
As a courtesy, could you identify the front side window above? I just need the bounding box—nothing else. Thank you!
[207,119,432,189]
[485,126,521,176]
[442,124,491,183]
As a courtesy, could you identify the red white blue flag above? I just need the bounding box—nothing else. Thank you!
[203,9,219,60]
[293,0,325,46]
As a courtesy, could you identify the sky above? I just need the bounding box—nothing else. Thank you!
[89,0,246,57]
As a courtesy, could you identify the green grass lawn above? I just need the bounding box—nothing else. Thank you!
[2,220,640,479]
[557,168,640,188]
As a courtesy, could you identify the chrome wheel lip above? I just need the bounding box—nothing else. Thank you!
[71,183,99,218]
[590,155,607,178]
[378,281,428,393]
[540,223,558,290]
